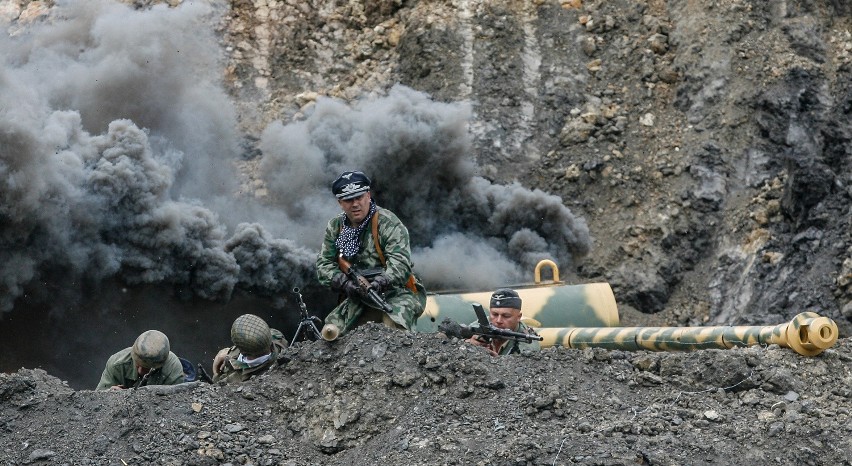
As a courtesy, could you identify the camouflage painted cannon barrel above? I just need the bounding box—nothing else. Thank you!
[537,312,839,356]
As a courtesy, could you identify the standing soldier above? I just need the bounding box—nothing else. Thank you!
[316,170,426,339]
[212,314,288,383]
[96,330,185,390]
[467,288,541,356]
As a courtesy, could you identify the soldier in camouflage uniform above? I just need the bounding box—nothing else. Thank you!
[316,171,426,337]
[467,288,541,356]
[96,330,185,390]
[212,314,288,383]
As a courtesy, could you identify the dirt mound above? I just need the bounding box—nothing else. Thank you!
[3,325,852,465]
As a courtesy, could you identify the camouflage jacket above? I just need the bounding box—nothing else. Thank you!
[316,206,426,333]
[316,206,418,290]
[95,347,185,390]
[470,320,541,355]
[213,329,288,383]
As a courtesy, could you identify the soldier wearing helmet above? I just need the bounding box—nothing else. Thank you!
[212,314,288,383]
[467,288,541,356]
[315,170,426,338]
[96,330,186,390]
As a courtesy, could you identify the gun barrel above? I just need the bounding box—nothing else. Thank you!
[537,312,838,356]
[491,327,543,342]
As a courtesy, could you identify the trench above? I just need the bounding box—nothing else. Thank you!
[0,280,336,390]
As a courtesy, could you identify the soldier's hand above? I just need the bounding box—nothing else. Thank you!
[370,274,391,292]
[330,273,349,291]
[467,335,487,347]
[213,348,229,375]
[467,337,498,356]
[343,279,360,298]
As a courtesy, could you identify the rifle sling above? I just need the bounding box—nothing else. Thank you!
[338,209,418,294]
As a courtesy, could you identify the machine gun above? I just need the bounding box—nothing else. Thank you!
[196,363,213,383]
[337,254,393,314]
[439,303,543,344]
[290,287,324,343]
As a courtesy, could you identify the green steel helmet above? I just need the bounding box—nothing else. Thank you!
[131,330,171,369]
[231,314,272,357]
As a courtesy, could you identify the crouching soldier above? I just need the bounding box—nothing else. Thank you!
[96,330,185,390]
[212,314,288,383]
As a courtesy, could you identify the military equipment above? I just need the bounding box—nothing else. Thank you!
[439,303,543,344]
[196,363,213,383]
[540,311,838,356]
[321,323,340,342]
[337,254,394,313]
[417,260,619,332]
[131,330,171,369]
[230,314,272,357]
[423,259,839,356]
[290,287,324,343]
[131,368,156,389]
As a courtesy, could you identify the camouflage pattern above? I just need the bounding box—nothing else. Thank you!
[316,207,426,336]
[538,311,838,356]
[230,314,273,357]
[96,347,185,390]
[421,259,838,357]
[131,330,171,369]
[469,320,541,355]
[417,282,619,333]
[213,328,288,383]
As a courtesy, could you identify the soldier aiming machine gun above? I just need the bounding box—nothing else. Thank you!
[439,303,543,344]
[337,253,393,314]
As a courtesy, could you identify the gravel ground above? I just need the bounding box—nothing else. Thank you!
[1,1,851,465]
[3,324,852,465]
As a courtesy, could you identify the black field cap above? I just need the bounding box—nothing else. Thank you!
[490,288,522,310]
[332,171,371,200]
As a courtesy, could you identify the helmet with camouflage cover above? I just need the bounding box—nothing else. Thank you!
[231,314,272,357]
[131,330,171,369]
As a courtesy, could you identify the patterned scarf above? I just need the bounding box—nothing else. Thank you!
[335,200,377,258]
[236,352,272,368]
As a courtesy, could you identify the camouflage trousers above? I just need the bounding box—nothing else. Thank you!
[325,288,425,337]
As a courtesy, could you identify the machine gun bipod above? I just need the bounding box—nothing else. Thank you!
[290,287,324,344]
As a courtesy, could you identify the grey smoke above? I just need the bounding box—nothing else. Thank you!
[0,1,314,312]
[0,1,591,315]
[259,85,592,289]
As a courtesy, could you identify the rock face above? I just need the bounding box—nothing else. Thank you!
[214,0,852,330]
[0,0,851,463]
[2,325,852,464]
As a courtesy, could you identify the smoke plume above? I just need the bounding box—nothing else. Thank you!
[0,0,315,313]
[0,0,591,318]
[259,85,592,289]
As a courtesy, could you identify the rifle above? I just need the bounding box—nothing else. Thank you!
[290,287,324,343]
[337,254,393,313]
[194,363,213,383]
[438,303,543,344]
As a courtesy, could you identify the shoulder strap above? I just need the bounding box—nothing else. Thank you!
[372,210,386,265]
[371,209,419,294]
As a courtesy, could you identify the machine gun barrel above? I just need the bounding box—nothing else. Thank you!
[537,312,838,356]
[439,303,543,344]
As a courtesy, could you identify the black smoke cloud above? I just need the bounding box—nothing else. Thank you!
[259,85,592,290]
[0,1,314,313]
[0,1,591,317]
